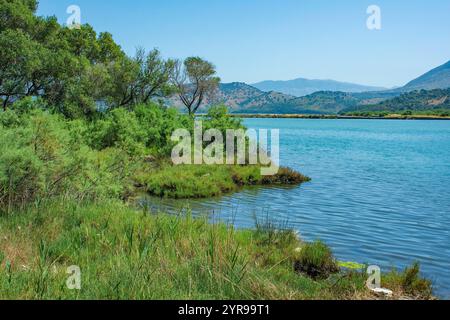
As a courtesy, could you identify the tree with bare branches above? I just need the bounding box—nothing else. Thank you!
[171,57,220,115]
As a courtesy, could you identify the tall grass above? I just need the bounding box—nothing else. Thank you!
[0,199,433,300]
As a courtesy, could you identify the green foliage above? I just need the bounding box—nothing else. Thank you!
[294,241,340,280]
[0,109,135,212]
[0,0,38,32]
[401,263,432,297]
[88,108,147,156]
[172,57,220,115]
[0,199,399,300]
[261,167,311,185]
[343,88,450,116]
[138,164,310,199]
[140,165,237,199]
[0,1,177,118]
[86,103,192,157]
[203,105,244,132]
[133,103,193,156]
[383,262,433,299]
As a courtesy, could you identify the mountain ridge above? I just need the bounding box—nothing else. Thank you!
[252,78,387,97]
[169,59,450,115]
[395,60,450,92]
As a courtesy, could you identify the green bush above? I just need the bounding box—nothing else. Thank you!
[134,103,193,156]
[382,262,433,299]
[294,241,340,280]
[401,263,432,298]
[261,167,311,185]
[88,108,147,157]
[0,110,134,212]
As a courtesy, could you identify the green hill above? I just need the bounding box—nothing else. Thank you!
[342,88,450,116]
[168,60,450,115]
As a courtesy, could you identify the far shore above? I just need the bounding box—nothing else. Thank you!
[226,114,450,120]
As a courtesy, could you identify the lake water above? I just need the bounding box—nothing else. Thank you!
[143,119,450,298]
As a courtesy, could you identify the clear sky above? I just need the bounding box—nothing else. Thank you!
[37,0,450,88]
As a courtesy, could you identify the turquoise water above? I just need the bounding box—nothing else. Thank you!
[145,119,450,298]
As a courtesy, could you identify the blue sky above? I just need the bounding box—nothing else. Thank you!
[37,0,450,88]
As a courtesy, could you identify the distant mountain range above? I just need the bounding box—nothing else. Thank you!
[252,78,386,97]
[170,59,450,114]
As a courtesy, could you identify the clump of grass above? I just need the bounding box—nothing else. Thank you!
[137,164,310,199]
[252,214,300,267]
[136,165,237,198]
[383,262,433,299]
[254,214,297,248]
[401,263,433,297]
[261,167,311,185]
[294,241,340,280]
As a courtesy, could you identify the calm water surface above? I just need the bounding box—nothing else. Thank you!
[143,119,450,298]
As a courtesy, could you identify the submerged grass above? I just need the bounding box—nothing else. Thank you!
[0,199,433,300]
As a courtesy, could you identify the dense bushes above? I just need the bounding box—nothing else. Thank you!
[0,101,196,212]
[0,109,131,212]
[1,100,293,209]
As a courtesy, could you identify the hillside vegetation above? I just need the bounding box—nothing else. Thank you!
[177,60,450,115]
[342,89,450,117]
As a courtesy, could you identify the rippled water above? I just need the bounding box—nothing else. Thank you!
[142,119,450,298]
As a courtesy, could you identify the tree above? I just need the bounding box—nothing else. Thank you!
[97,32,125,63]
[107,49,175,109]
[0,0,37,32]
[106,55,140,109]
[134,48,175,104]
[0,29,43,110]
[172,57,220,115]
[0,0,218,117]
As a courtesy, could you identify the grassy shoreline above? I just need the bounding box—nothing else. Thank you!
[228,114,450,120]
[135,164,311,199]
[0,199,433,300]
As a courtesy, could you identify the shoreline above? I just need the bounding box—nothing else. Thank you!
[0,198,434,300]
[228,114,450,120]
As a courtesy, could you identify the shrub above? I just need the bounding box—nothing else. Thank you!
[134,103,193,156]
[401,263,432,298]
[294,241,340,280]
[203,105,244,134]
[382,262,433,299]
[88,108,147,157]
[0,110,135,212]
[261,167,311,185]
